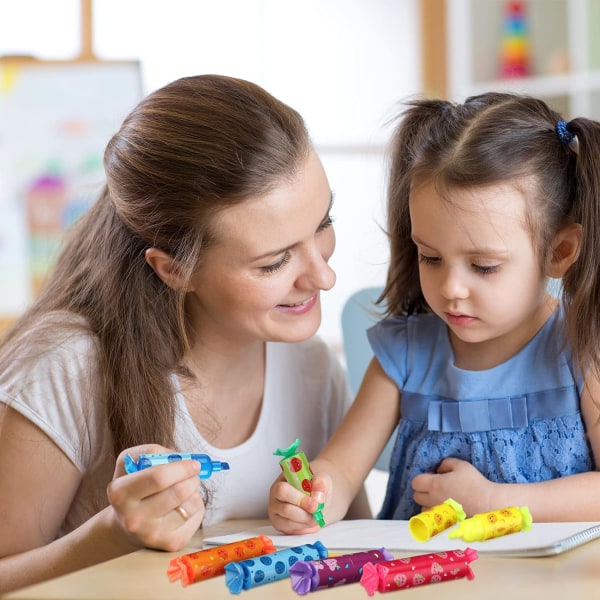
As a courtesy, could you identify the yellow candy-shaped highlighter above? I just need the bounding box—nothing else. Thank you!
[448,505,532,542]
[409,498,466,542]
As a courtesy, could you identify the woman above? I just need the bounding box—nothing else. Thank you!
[0,74,370,592]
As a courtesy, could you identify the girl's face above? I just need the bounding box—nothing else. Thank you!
[186,150,336,347]
[409,179,551,366]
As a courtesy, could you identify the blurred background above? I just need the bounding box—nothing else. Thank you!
[1,0,599,354]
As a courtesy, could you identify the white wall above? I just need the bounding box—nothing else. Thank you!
[0,0,422,349]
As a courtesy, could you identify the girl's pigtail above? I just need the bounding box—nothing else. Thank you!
[561,117,600,379]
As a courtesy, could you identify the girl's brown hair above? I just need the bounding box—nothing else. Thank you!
[383,92,600,380]
[0,74,310,456]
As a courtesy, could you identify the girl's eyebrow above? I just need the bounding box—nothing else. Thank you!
[412,235,510,257]
[411,235,436,250]
[251,192,334,262]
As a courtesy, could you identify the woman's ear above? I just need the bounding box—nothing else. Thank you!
[145,248,188,290]
[546,223,583,278]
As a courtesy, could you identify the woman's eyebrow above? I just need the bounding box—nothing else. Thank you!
[251,192,334,262]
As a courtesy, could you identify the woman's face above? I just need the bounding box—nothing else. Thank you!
[187,150,336,347]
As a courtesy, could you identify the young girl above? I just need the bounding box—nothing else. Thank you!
[0,75,369,592]
[269,92,600,533]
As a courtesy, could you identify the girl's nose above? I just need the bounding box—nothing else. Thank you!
[440,267,469,300]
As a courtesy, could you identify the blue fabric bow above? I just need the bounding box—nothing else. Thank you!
[401,387,579,433]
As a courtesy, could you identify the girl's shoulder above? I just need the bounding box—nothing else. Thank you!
[367,312,447,388]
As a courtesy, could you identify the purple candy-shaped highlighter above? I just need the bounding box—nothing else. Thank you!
[290,548,393,594]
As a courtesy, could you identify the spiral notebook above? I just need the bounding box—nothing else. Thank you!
[203,519,600,558]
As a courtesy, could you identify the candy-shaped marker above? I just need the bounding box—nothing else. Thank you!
[409,498,466,542]
[360,548,478,595]
[225,542,328,594]
[167,535,275,586]
[274,438,324,527]
[124,452,230,479]
[289,548,393,595]
[448,506,532,542]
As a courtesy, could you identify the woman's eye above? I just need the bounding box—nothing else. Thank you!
[418,253,439,265]
[317,214,334,232]
[261,252,291,274]
[473,264,499,275]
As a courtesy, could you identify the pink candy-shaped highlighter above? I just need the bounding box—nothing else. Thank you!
[360,548,478,595]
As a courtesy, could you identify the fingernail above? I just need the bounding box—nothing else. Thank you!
[312,491,324,504]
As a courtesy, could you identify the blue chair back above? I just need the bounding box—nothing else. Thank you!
[341,286,395,471]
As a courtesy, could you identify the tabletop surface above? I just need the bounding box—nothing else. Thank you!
[4,519,600,600]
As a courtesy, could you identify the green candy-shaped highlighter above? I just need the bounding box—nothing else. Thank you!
[274,438,325,527]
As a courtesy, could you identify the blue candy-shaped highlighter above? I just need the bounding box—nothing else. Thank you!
[225,541,328,594]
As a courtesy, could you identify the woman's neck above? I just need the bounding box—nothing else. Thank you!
[180,340,266,449]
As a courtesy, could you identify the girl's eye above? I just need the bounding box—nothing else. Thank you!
[261,252,291,274]
[317,214,334,232]
[473,264,499,275]
[418,253,439,265]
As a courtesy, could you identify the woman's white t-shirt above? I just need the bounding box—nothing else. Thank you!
[0,326,352,532]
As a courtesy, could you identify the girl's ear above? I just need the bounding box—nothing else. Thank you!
[546,223,583,278]
[145,248,188,290]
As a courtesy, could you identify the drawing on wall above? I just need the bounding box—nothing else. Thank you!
[0,60,141,318]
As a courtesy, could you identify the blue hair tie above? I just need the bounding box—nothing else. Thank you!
[556,120,575,145]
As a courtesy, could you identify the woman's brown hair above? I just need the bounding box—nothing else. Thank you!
[0,75,310,456]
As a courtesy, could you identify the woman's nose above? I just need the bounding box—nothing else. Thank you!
[297,242,337,291]
[302,254,336,291]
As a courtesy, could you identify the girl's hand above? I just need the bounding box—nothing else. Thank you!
[268,472,330,534]
[411,457,494,516]
[106,444,206,552]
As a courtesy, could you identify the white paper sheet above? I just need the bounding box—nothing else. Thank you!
[203,519,600,557]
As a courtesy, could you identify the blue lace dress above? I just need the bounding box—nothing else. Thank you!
[368,308,593,520]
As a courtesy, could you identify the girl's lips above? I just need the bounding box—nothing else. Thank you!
[445,312,476,326]
[277,294,318,314]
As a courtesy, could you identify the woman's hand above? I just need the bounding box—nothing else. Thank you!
[268,472,330,534]
[106,444,206,552]
[411,457,495,516]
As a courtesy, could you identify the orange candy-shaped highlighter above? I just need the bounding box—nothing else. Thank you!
[167,535,275,586]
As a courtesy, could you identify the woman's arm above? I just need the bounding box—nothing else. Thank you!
[269,357,399,533]
[0,408,205,594]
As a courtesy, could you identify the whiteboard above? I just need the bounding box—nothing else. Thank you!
[0,60,141,316]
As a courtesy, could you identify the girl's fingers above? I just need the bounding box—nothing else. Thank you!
[307,475,327,510]
[270,481,313,520]
[270,503,321,535]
